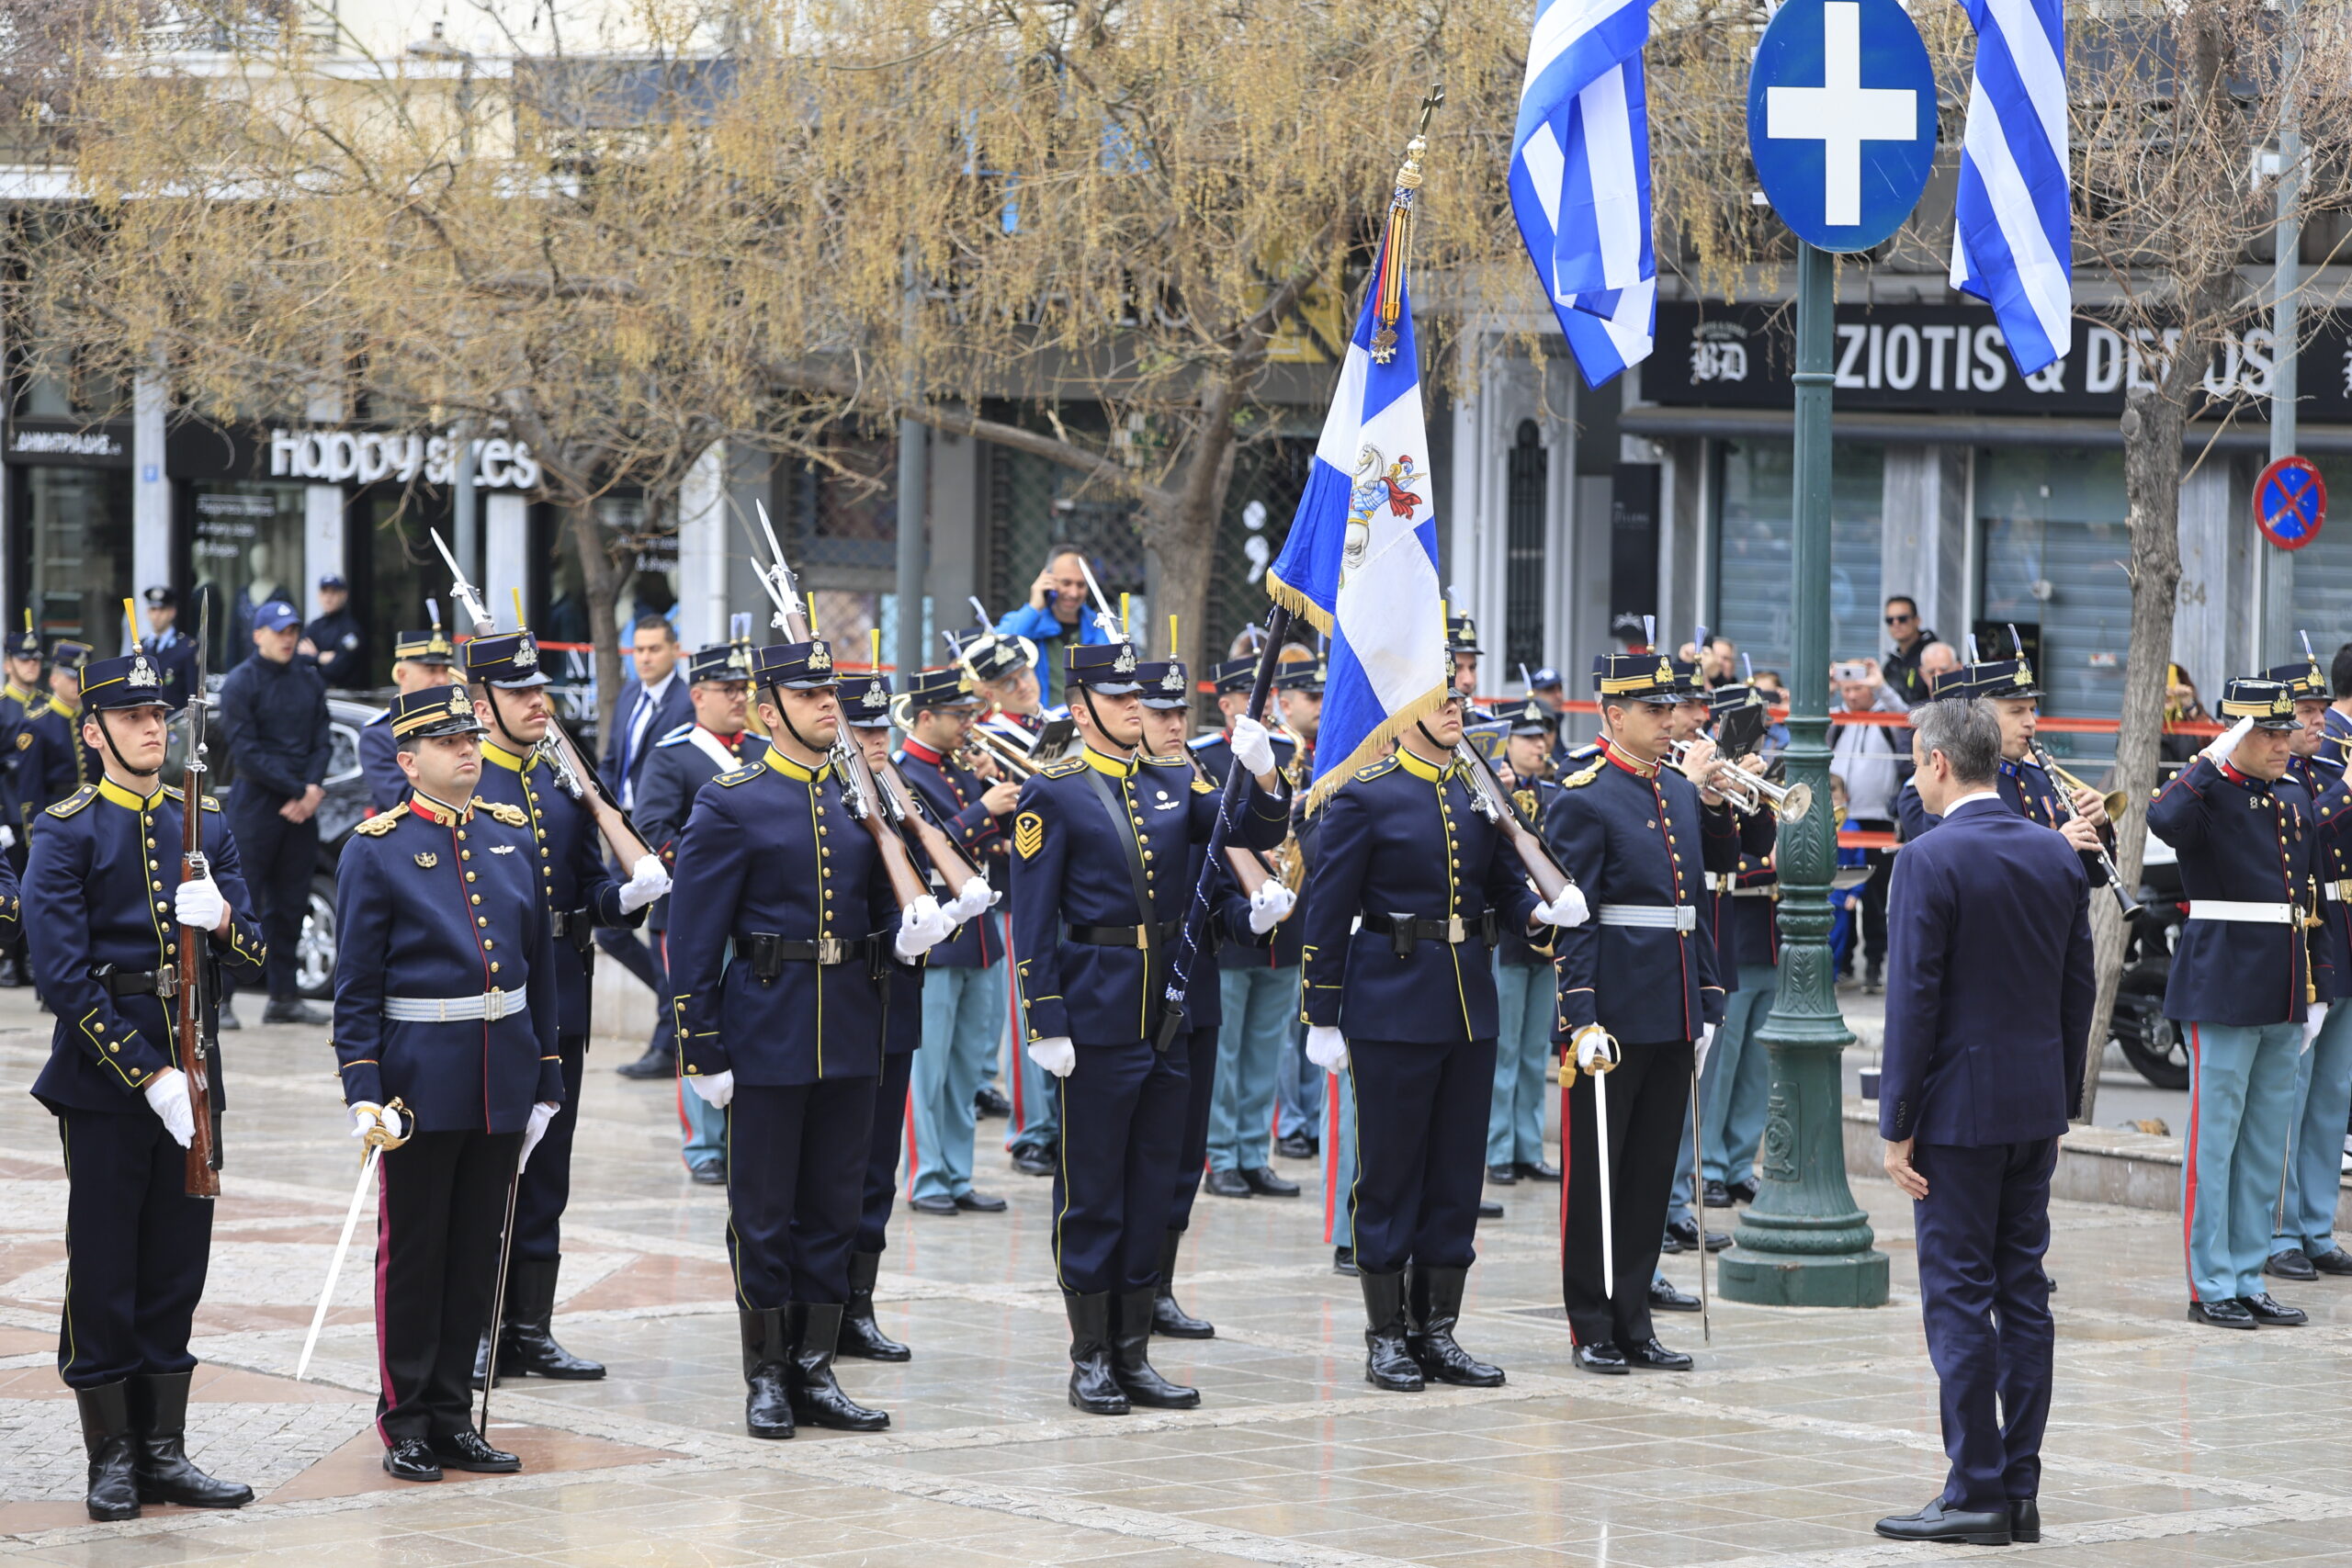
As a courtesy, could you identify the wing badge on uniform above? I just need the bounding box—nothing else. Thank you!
[413,852,438,868]
[1014,810,1044,860]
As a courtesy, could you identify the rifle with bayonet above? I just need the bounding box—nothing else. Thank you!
[167,596,223,1198]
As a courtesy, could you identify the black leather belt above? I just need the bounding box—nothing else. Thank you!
[1363,910,1498,958]
[548,908,595,953]
[734,933,879,981]
[95,963,177,998]
[1067,919,1182,949]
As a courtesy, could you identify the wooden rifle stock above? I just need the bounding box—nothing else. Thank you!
[876,757,988,891]
[542,713,653,865]
[1453,742,1574,906]
[837,743,933,909]
[178,690,221,1198]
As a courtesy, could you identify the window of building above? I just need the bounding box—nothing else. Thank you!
[1974,446,2131,744]
[189,482,307,669]
[1505,421,1548,674]
[22,468,134,653]
[1713,438,1885,677]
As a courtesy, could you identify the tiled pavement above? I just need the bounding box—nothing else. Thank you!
[2,986,2348,1566]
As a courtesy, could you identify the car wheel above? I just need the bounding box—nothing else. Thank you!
[298,874,336,1000]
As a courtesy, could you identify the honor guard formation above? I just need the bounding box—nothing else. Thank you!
[29,552,2352,1557]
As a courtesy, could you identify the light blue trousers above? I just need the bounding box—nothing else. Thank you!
[2184,1020,2302,1303]
[912,962,1010,1201]
[2273,1002,2352,1257]
[1002,911,1060,1154]
[1488,960,1555,1168]
[1323,1066,1358,1248]
[1274,1018,1324,1141]
[1207,964,1298,1172]
[681,1069,726,1169]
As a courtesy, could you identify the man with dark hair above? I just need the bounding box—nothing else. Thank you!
[1881,596,1940,708]
[1873,695,2091,1547]
[994,545,1114,706]
[604,615,692,1080]
[359,622,457,812]
[300,575,368,690]
[217,603,331,1026]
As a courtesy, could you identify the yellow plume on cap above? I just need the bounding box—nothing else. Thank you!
[1168,615,1178,660]
[511,588,526,629]
[870,627,881,669]
[124,597,142,646]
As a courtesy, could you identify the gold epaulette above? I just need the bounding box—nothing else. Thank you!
[1353,758,1397,782]
[44,784,96,818]
[716,762,765,786]
[1559,760,1606,789]
[1191,778,1214,795]
[480,799,527,828]
[161,786,221,812]
[353,805,408,836]
[1040,757,1085,779]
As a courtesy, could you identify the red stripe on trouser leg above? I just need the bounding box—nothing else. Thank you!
[2184,1023,2202,1302]
[372,1155,396,1447]
[903,1085,919,1198]
[1324,1070,1340,1243]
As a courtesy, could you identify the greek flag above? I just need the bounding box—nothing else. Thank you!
[1951,0,2071,375]
[1509,0,1657,385]
[1266,261,1445,808]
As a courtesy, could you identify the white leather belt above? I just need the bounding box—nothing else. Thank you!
[384,988,519,1022]
[2323,881,2352,904]
[1731,886,1778,898]
[1597,904,1698,932]
[2186,901,2296,925]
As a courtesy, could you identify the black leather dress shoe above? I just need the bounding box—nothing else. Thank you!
[1275,1133,1317,1160]
[1333,1247,1358,1277]
[262,998,329,1026]
[1702,1179,1732,1208]
[1204,1168,1252,1199]
[1618,1337,1692,1371]
[954,1190,1008,1213]
[2312,1247,2352,1276]
[690,1161,726,1186]
[2010,1499,2041,1542]
[974,1084,1012,1118]
[2267,1248,2318,1281]
[1874,1498,2009,1545]
[2240,1292,2309,1325]
[381,1438,442,1482]
[1519,1159,1562,1182]
[1647,1277,1700,1313]
[1486,1162,1520,1185]
[1726,1179,1759,1204]
[1477,1198,1505,1219]
[431,1428,521,1472]
[1239,1166,1299,1197]
[616,1045,676,1080]
[1573,1343,1629,1375]
[1011,1145,1056,1178]
[909,1194,959,1216]
[1662,1218,1732,1254]
[2187,1298,2259,1329]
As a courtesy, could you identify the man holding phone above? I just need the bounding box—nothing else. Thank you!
[993,545,1114,707]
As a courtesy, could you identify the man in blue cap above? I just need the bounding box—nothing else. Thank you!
[300,574,368,690]
[218,600,331,1025]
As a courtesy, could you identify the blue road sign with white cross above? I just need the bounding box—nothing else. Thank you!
[1747,0,1938,253]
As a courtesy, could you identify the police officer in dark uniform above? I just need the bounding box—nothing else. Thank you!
[218,601,332,1024]
[1545,652,1741,1374]
[666,637,954,1438]
[2152,679,2343,1328]
[332,684,561,1482]
[0,621,48,987]
[1298,685,1577,1393]
[28,648,265,1520]
[360,621,458,812]
[1010,639,1290,1414]
[301,574,368,689]
[466,628,668,1382]
[138,588,200,710]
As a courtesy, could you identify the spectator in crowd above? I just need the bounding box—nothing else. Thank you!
[1830,659,1909,994]
[1881,596,1941,707]
[300,574,368,690]
[2161,663,2215,767]
[602,616,694,1082]
[1917,641,1961,695]
[1751,670,1790,750]
[993,544,1113,706]
[217,600,333,1026]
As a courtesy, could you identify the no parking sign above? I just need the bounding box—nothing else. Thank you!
[2255,456,2328,550]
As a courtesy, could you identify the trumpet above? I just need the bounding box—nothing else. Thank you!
[1668,741,1814,824]
[2030,743,2142,919]
[962,721,1041,779]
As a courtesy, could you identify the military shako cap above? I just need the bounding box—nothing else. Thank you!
[688,641,753,684]
[1273,659,1326,694]
[1445,614,1481,654]
[463,629,551,689]
[50,639,92,673]
[80,651,170,712]
[1504,695,1555,736]
[1668,657,1705,699]
[1591,652,1681,706]
[963,633,1034,684]
[843,671,894,728]
[750,638,838,692]
[1959,657,2041,702]
[904,666,978,710]
[1708,682,1761,717]
[4,626,40,660]
[2219,676,2301,731]
[1066,640,1143,695]
[392,627,456,666]
[2263,659,2328,703]
[1136,660,1193,710]
[1207,657,1257,695]
[391,683,489,741]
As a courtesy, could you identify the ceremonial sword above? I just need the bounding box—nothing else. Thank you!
[296,1100,409,1382]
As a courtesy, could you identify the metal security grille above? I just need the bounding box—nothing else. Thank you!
[1208,437,1315,656]
[985,442,1146,619]
[1714,438,1885,677]
[1505,421,1548,673]
[787,432,898,576]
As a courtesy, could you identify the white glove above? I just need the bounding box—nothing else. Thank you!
[617,854,672,915]
[517,1100,559,1171]
[0,825,15,851]
[894,894,954,959]
[348,1100,403,1146]
[950,874,998,922]
[1695,1022,1718,1079]
[174,875,227,934]
[1571,1025,1621,1075]
[1027,1035,1078,1077]
[1306,1024,1349,1072]
[2306,1002,2330,1055]
[1247,881,1295,934]
[1533,885,1589,929]
[1229,714,1277,778]
[144,1068,195,1149]
[687,1069,735,1109]
[2201,714,2256,767]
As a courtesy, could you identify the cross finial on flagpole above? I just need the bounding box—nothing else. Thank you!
[1417,82,1445,137]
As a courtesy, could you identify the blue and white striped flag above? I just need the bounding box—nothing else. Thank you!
[1267,224,1445,807]
[1509,0,1658,385]
[1951,0,2072,375]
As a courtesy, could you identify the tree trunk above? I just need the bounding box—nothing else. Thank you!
[1139,367,1251,727]
[564,492,628,743]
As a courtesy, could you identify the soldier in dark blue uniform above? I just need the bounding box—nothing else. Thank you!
[0,621,47,988]
[465,629,667,1382]
[36,640,99,798]
[1300,686,1575,1393]
[1545,652,1741,1374]
[359,621,457,813]
[1488,697,1564,1186]
[1697,684,1781,1210]
[1010,639,1290,1413]
[1136,657,1288,1338]
[28,649,263,1521]
[634,640,767,1183]
[2149,678,2343,1329]
[300,574,368,690]
[333,684,562,1481]
[666,638,953,1438]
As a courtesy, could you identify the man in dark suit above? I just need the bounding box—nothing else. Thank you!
[1874,696,2093,1548]
[599,615,693,1079]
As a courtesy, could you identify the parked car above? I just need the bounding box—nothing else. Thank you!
[165,690,382,1000]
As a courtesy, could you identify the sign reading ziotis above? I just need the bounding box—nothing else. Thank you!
[1650,300,2352,421]
[266,426,544,491]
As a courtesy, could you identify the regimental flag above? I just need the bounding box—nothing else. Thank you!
[1510,0,1659,385]
[1951,0,2072,375]
[1266,151,1446,812]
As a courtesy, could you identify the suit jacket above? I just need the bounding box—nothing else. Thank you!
[601,675,694,807]
[1878,795,2095,1146]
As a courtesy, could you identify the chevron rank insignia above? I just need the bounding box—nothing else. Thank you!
[1014,810,1044,860]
